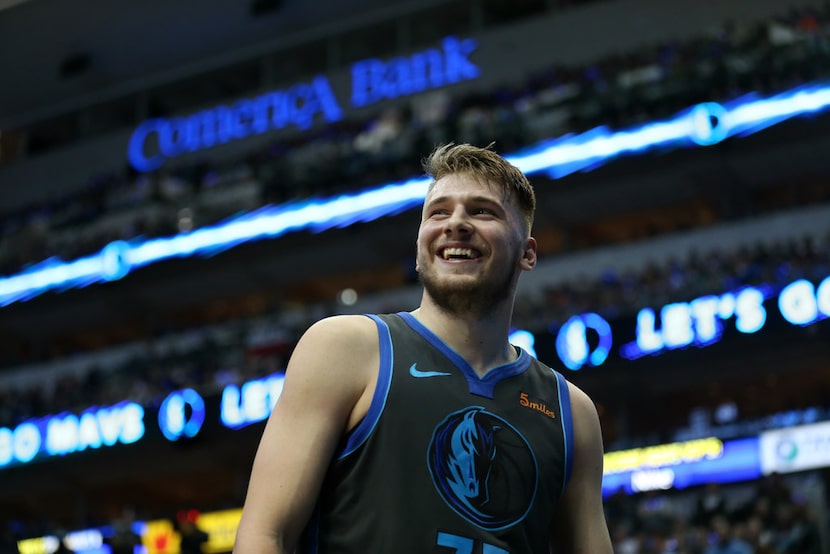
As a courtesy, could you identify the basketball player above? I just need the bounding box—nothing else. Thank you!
[234,143,613,553]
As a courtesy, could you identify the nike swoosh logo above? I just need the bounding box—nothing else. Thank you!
[409,363,452,378]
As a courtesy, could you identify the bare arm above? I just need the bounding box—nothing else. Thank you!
[549,382,612,554]
[233,315,379,553]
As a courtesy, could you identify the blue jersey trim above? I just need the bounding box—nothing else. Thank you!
[554,370,574,496]
[397,311,530,399]
[337,314,394,459]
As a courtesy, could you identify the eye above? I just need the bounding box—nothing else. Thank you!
[473,208,494,216]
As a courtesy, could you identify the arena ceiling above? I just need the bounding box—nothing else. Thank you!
[0,0,431,126]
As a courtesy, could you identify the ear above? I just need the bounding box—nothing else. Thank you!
[520,237,537,271]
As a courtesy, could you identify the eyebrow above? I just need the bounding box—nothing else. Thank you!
[425,194,502,207]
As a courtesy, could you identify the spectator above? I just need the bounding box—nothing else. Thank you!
[176,513,209,554]
[692,483,729,527]
[703,515,752,554]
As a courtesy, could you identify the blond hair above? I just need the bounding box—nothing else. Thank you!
[422,143,535,233]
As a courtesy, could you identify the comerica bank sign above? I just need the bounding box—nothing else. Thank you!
[127,36,480,172]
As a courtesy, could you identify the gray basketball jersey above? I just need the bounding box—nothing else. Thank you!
[299,312,574,554]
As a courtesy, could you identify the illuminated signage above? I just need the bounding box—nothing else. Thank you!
[128,76,343,172]
[22,509,243,554]
[0,178,431,308]
[760,420,830,475]
[350,36,479,107]
[4,84,830,307]
[602,437,761,496]
[128,36,479,172]
[0,378,289,469]
[508,329,537,358]
[620,286,770,359]
[604,437,724,474]
[516,274,828,369]
[220,373,284,429]
[0,401,145,468]
[554,312,612,370]
[159,388,206,441]
[619,276,828,360]
[17,528,107,554]
[197,509,243,554]
[779,277,830,326]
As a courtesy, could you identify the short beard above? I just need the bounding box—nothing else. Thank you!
[419,266,516,319]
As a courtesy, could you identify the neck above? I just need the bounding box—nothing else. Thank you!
[412,294,517,377]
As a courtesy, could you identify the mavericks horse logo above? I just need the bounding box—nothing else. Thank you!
[427,407,538,530]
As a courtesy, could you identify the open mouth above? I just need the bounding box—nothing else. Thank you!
[440,247,481,260]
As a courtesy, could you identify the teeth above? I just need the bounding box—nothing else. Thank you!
[443,247,477,260]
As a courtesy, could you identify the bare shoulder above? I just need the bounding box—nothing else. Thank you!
[565,381,600,425]
[297,314,379,354]
[565,380,605,453]
[284,314,380,398]
[235,315,382,551]
[562,380,605,484]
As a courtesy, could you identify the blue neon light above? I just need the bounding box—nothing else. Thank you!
[514,274,829,369]
[620,285,776,360]
[509,329,538,358]
[778,278,830,326]
[0,422,40,465]
[734,287,767,333]
[0,401,145,468]
[350,36,479,108]
[220,373,285,429]
[4,83,830,308]
[0,178,429,307]
[158,388,206,441]
[128,76,344,172]
[0,377,282,470]
[554,312,612,370]
[689,102,729,146]
[128,36,480,172]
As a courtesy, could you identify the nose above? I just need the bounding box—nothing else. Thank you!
[444,207,472,236]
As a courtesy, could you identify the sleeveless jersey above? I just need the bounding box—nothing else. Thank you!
[299,312,574,554]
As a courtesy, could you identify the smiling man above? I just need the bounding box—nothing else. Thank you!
[234,143,612,554]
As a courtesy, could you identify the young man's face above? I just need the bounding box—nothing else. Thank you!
[415,172,536,316]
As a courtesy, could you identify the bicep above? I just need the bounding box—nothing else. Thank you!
[549,383,612,554]
[234,316,379,553]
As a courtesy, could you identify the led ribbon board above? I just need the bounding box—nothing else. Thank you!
[0,376,284,469]
[2,83,830,307]
[0,401,146,468]
[759,420,830,475]
[518,273,830,372]
[601,436,762,496]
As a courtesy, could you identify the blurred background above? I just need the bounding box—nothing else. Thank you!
[1,0,829,552]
